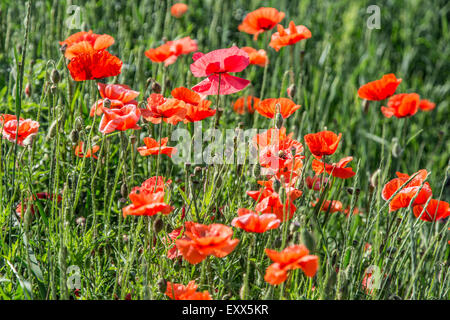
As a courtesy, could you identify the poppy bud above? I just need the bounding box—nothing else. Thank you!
[46,119,58,140]
[25,83,31,97]
[151,81,162,94]
[272,179,281,193]
[252,163,261,178]
[75,117,84,131]
[301,229,315,252]
[69,129,79,143]
[362,99,370,113]
[370,168,381,189]
[23,202,33,229]
[121,184,128,198]
[157,278,167,293]
[103,98,111,109]
[153,216,164,233]
[50,69,60,84]
[392,140,403,158]
[275,112,284,129]
[287,84,296,99]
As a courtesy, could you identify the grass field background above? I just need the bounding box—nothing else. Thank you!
[0,0,449,300]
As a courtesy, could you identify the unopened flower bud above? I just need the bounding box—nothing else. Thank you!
[75,117,83,131]
[50,69,60,84]
[69,129,79,143]
[151,81,162,94]
[275,112,284,129]
[153,216,164,233]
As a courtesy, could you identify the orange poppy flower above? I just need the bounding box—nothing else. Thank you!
[137,137,177,157]
[418,99,436,111]
[68,50,122,81]
[238,7,285,40]
[382,170,432,212]
[16,192,62,219]
[381,93,420,118]
[232,208,280,233]
[241,47,269,67]
[141,93,187,125]
[357,74,402,101]
[269,21,312,51]
[175,221,239,264]
[343,206,361,217]
[255,97,301,119]
[165,281,212,300]
[59,30,115,59]
[1,117,39,146]
[74,141,100,159]
[145,37,197,67]
[90,83,139,117]
[264,245,319,285]
[413,199,450,222]
[171,3,188,18]
[122,177,173,218]
[304,130,342,159]
[99,104,141,134]
[233,96,259,114]
[312,156,356,179]
[171,87,215,122]
[311,198,343,213]
[166,227,183,260]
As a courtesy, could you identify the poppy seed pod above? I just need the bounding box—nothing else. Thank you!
[50,69,61,84]
[153,216,164,233]
[275,112,284,129]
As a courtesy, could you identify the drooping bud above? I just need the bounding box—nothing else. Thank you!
[391,138,403,158]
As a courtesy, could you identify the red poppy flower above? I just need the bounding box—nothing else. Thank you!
[312,156,356,179]
[99,104,141,134]
[241,47,269,67]
[305,175,328,191]
[190,46,250,95]
[16,192,62,219]
[68,50,122,81]
[171,87,215,122]
[343,206,361,217]
[145,37,198,67]
[60,30,115,59]
[413,199,450,222]
[382,170,432,212]
[233,96,259,114]
[90,83,139,117]
[171,3,188,18]
[141,93,187,125]
[122,177,173,218]
[247,182,301,222]
[137,137,177,157]
[269,21,312,51]
[165,281,211,300]
[381,93,420,118]
[1,117,39,146]
[74,141,100,159]
[311,198,343,213]
[255,97,301,119]
[304,130,342,159]
[264,245,319,285]
[254,127,304,179]
[175,221,239,264]
[357,74,402,101]
[238,7,285,40]
[232,208,280,233]
[418,99,436,111]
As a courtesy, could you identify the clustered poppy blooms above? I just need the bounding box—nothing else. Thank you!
[232,208,280,233]
[165,280,212,300]
[91,83,140,117]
